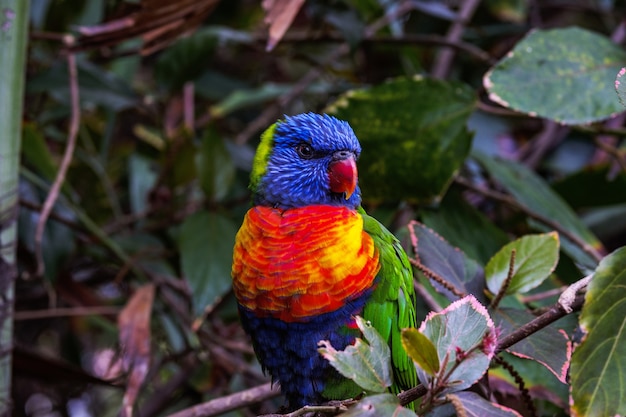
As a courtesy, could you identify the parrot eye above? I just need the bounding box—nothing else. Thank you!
[296,143,314,159]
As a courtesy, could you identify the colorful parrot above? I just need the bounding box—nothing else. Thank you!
[231,113,417,410]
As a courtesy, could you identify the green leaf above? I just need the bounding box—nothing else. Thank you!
[421,189,510,265]
[552,164,626,209]
[419,295,496,394]
[616,67,626,107]
[401,328,440,376]
[484,27,626,124]
[428,391,523,417]
[570,246,626,417]
[21,123,57,181]
[327,76,475,204]
[493,308,570,383]
[178,211,238,317]
[485,232,560,296]
[196,128,236,202]
[408,221,486,303]
[474,152,602,270]
[128,154,157,215]
[341,393,418,417]
[318,316,391,393]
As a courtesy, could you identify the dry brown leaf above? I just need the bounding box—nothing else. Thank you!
[262,0,306,51]
[118,284,155,417]
[74,0,220,55]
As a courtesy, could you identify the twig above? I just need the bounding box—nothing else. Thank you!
[431,0,481,79]
[489,249,516,310]
[14,306,120,321]
[34,34,80,279]
[493,356,537,417]
[166,382,280,417]
[454,176,604,263]
[234,0,417,145]
[558,274,592,313]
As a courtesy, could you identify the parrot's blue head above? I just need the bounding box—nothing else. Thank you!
[250,113,362,209]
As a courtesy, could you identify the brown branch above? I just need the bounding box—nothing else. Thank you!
[34,35,80,279]
[489,249,516,310]
[166,382,280,417]
[431,0,482,79]
[14,306,120,321]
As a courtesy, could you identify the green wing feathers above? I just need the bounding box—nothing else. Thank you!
[360,208,418,399]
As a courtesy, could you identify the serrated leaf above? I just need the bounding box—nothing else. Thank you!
[474,152,602,270]
[419,296,496,394]
[318,316,391,393]
[485,232,560,296]
[401,328,440,376]
[408,221,486,303]
[427,391,523,417]
[570,246,626,417]
[493,308,570,383]
[615,67,626,107]
[340,393,418,417]
[484,27,626,124]
[327,76,475,204]
[178,211,238,316]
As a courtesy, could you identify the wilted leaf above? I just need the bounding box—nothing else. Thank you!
[327,76,475,204]
[118,284,155,417]
[474,152,602,269]
[493,308,570,383]
[401,328,440,376]
[408,221,486,303]
[570,246,626,417]
[419,295,496,393]
[485,232,560,296]
[340,393,418,417]
[178,211,238,316]
[484,27,626,124]
[262,0,305,51]
[318,316,392,393]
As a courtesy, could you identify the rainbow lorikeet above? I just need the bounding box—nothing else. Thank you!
[231,113,417,409]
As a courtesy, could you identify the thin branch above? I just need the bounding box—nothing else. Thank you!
[493,356,538,417]
[490,249,516,310]
[34,35,81,279]
[431,0,481,79]
[454,176,604,263]
[14,306,120,321]
[165,382,280,417]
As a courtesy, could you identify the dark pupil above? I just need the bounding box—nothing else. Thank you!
[297,144,313,158]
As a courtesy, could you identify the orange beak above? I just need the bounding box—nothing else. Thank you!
[328,154,357,199]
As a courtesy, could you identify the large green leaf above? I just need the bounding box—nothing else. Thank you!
[484,27,626,124]
[178,211,238,317]
[552,165,626,210]
[422,190,510,265]
[327,76,475,204]
[570,246,626,417]
[318,316,391,393]
[474,153,602,270]
[485,232,560,296]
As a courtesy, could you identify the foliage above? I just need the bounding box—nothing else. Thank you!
[10,1,626,417]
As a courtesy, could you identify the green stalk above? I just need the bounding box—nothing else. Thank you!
[0,1,30,413]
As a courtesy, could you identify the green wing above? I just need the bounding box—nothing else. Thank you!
[359,207,418,399]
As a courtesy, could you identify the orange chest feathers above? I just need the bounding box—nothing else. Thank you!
[231,205,380,322]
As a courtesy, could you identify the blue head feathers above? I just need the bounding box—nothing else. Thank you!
[251,113,362,209]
